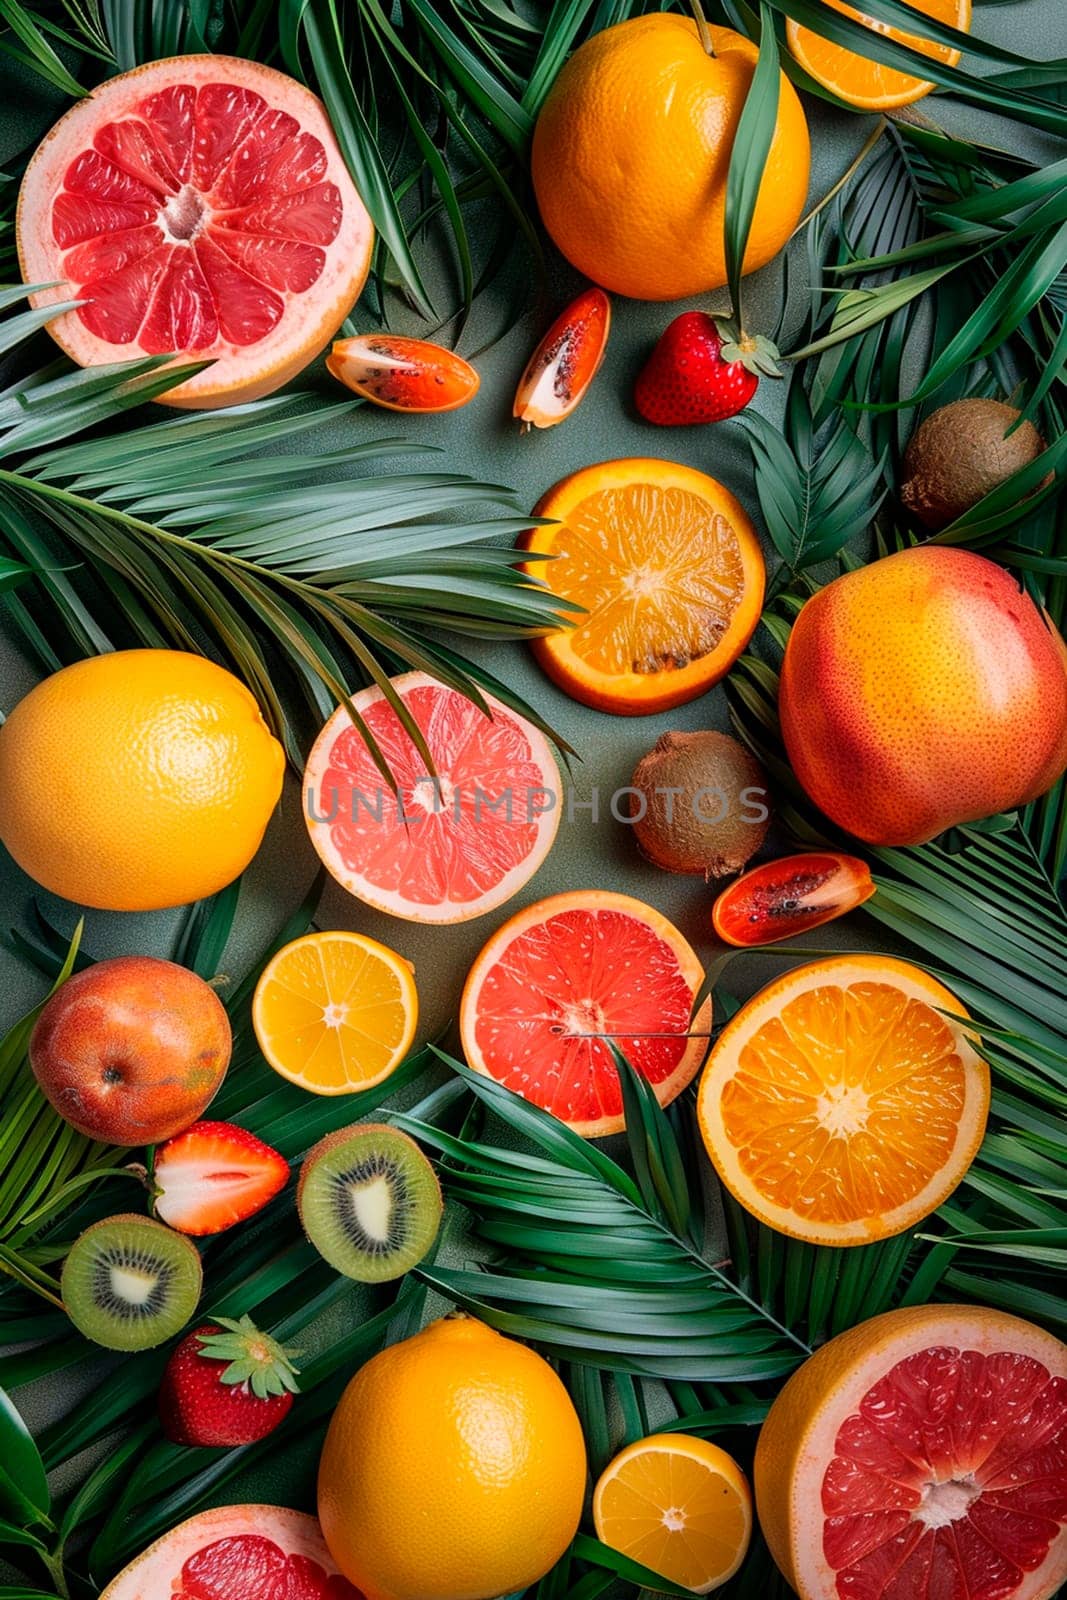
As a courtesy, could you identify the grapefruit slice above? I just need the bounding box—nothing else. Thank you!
[698,955,990,1245]
[755,1304,1067,1600]
[459,889,711,1137]
[17,55,373,409]
[100,1504,364,1599]
[303,673,561,924]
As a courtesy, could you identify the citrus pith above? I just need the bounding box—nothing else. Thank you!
[522,458,765,715]
[697,955,990,1245]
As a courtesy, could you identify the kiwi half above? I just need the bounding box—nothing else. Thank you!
[61,1213,202,1351]
[298,1124,442,1283]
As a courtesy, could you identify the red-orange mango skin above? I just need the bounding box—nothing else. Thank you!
[779,545,1067,847]
[30,956,231,1146]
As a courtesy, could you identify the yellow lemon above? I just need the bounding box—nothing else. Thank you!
[0,649,283,910]
[317,1314,587,1600]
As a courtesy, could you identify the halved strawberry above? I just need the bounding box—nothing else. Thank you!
[153,1121,288,1236]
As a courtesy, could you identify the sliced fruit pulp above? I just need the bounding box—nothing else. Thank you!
[723,981,966,1224]
[713,852,874,946]
[255,935,414,1092]
[178,1534,362,1599]
[788,0,967,108]
[327,334,479,412]
[514,286,610,427]
[552,483,746,676]
[54,81,343,353]
[315,684,553,906]
[822,1344,1067,1600]
[470,905,698,1124]
[598,1447,749,1588]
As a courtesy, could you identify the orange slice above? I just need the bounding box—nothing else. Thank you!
[697,955,990,1245]
[521,458,764,715]
[252,931,417,1095]
[786,0,971,111]
[593,1433,752,1593]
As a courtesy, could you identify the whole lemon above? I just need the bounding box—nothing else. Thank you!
[318,1315,587,1600]
[531,16,810,301]
[0,650,284,910]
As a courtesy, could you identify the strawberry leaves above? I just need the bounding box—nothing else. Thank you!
[192,1316,301,1401]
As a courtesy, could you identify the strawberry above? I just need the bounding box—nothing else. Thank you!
[153,1120,288,1236]
[160,1316,299,1447]
[634,313,779,426]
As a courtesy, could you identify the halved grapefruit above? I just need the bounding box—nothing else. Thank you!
[100,1504,364,1598]
[459,889,711,1137]
[303,673,561,923]
[755,1304,1067,1600]
[17,55,373,408]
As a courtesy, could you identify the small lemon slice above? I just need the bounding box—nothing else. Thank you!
[593,1433,752,1593]
[252,930,417,1095]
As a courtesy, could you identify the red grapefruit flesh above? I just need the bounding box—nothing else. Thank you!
[755,1305,1067,1600]
[513,286,611,428]
[327,334,480,412]
[17,55,374,409]
[712,852,875,947]
[303,672,561,923]
[99,1505,364,1599]
[459,889,711,1136]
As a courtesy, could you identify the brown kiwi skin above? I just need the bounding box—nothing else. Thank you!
[296,1123,443,1281]
[901,399,1048,532]
[629,730,771,879]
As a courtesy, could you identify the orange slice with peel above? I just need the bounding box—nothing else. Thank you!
[252,930,417,1095]
[521,458,764,715]
[697,954,990,1245]
[593,1433,752,1593]
[327,333,479,412]
[786,0,971,111]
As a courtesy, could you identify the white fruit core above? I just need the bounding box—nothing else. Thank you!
[112,1265,158,1305]
[814,1081,871,1136]
[349,1176,392,1243]
[915,1477,981,1529]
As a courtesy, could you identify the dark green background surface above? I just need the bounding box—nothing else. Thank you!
[1,1,1064,1585]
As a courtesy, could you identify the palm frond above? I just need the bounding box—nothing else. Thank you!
[0,292,572,772]
[397,1054,810,1384]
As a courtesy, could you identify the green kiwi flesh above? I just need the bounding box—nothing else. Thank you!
[298,1123,442,1283]
[61,1213,202,1351]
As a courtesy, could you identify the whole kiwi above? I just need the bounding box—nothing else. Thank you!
[901,398,1047,532]
[629,730,771,878]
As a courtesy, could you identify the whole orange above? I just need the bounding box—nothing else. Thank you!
[779,546,1067,846]
[317,1314,587,1600]
[0,649,284,910]
[531,16,810,301]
